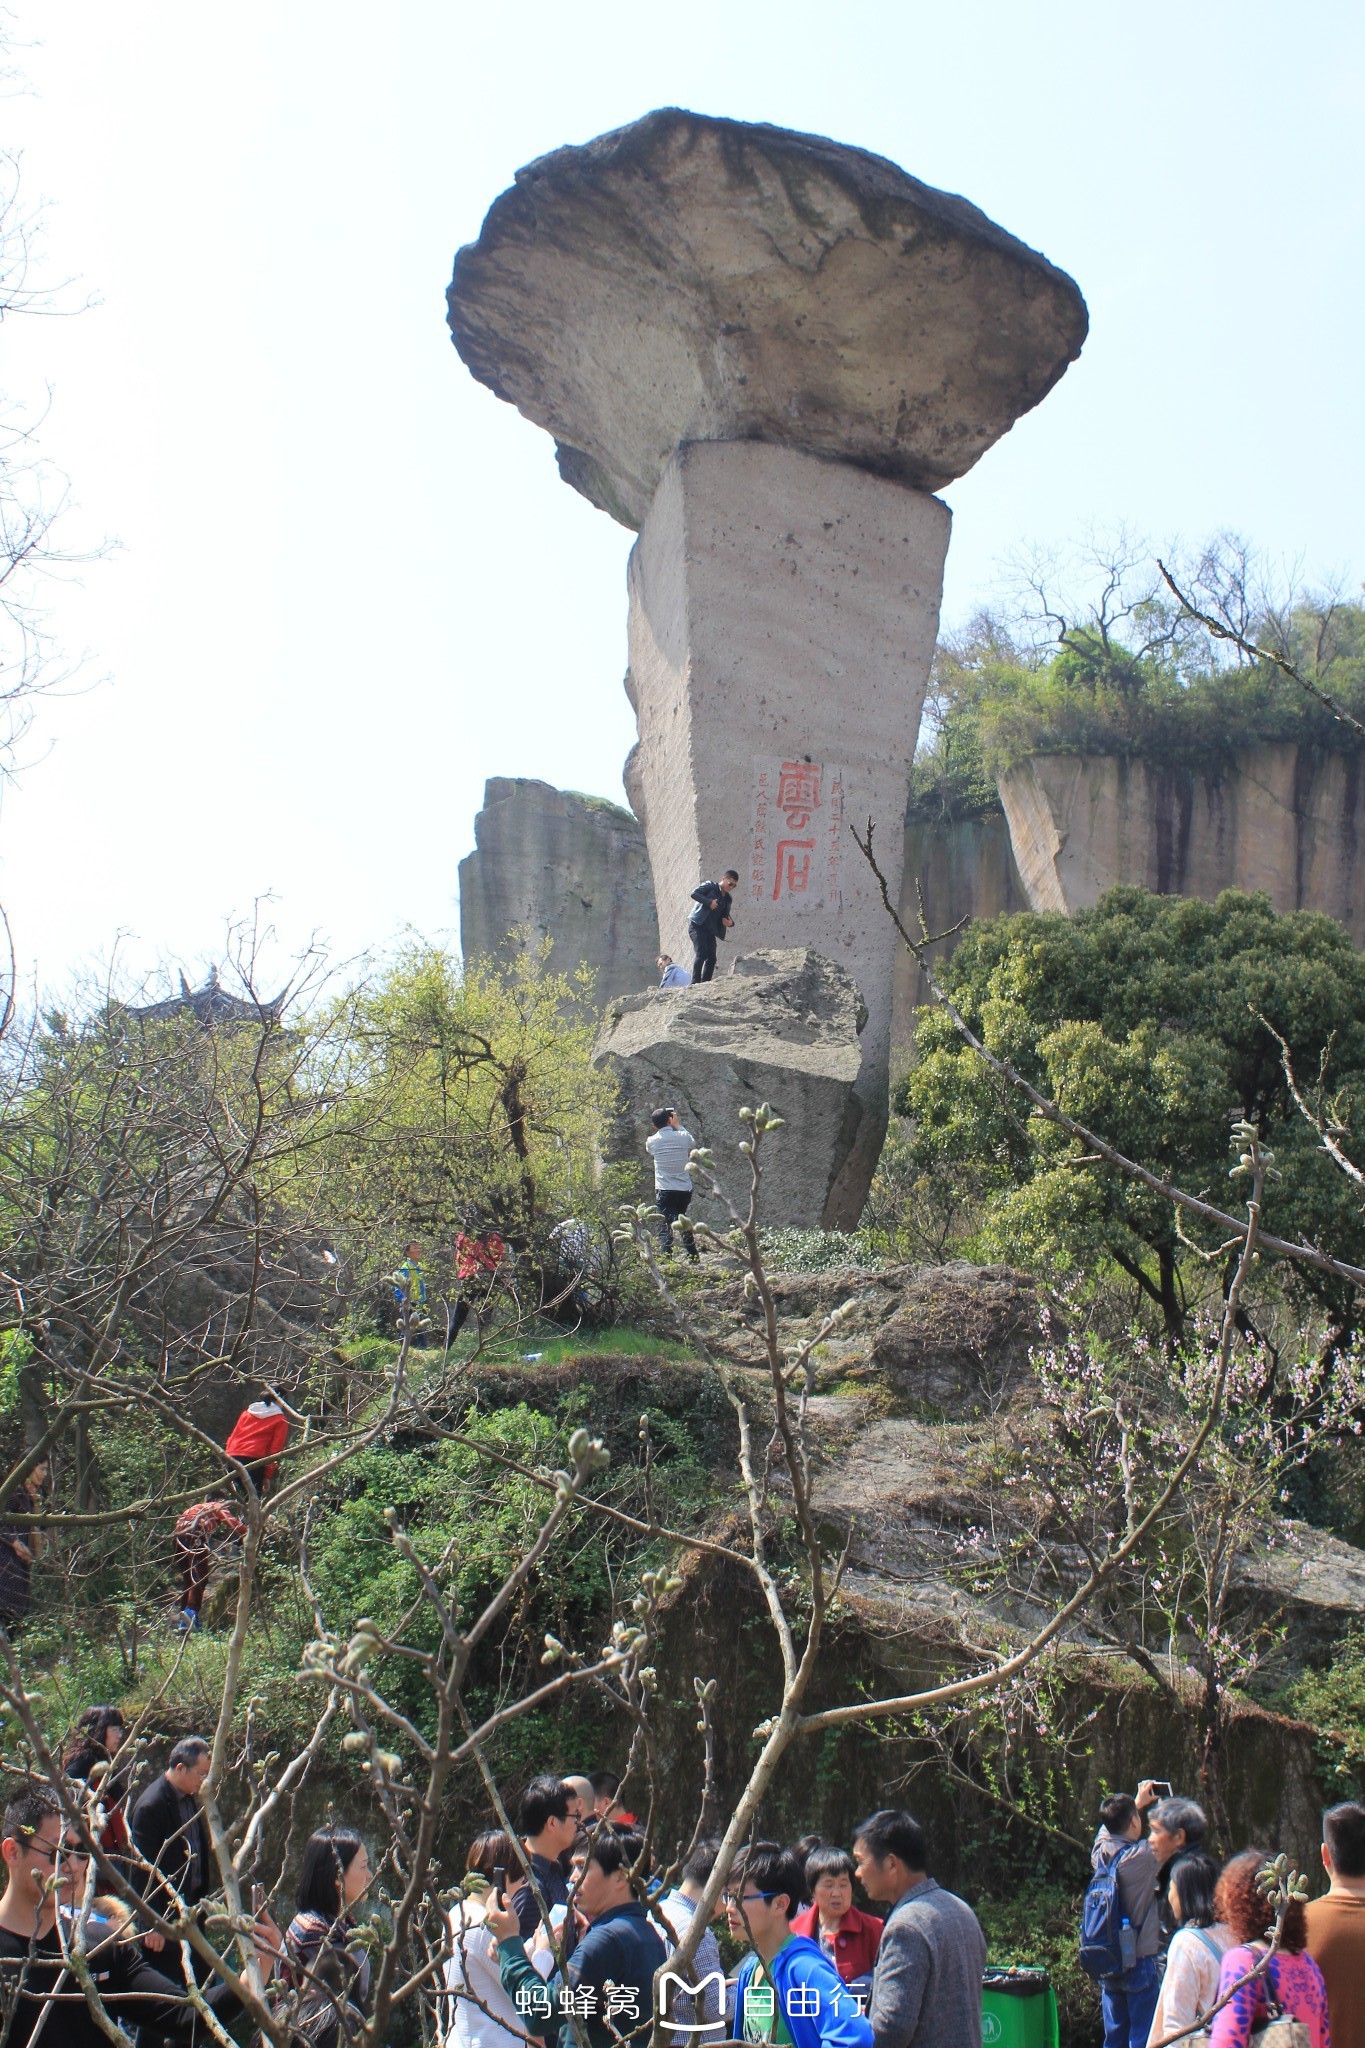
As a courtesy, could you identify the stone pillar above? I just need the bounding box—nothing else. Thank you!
[624,439,950,1222]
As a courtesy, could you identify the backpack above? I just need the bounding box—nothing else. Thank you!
[1079,1846,1138,1980]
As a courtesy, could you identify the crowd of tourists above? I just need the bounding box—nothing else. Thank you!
[1081,1781,1361,2046]
[1,1732,1361,2048]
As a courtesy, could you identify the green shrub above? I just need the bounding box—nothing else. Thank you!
[1282,1622,1365,1798]
[934,596,1365,778]
[977,1883,1101,2048]
[759,1228,882,1273]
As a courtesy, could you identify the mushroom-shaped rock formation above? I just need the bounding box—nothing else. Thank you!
[448,110,1086,1223]
[449,108,1087,528]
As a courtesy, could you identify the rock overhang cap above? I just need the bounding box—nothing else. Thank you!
[448,107,1088,530]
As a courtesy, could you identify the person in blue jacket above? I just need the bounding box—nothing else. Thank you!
[728,1842,875,2048]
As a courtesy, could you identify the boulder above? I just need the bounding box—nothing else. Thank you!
[593,948,866,1229]
[692,1259,1042,1418]
[458,777,659,1002]
[448,108,1088,528]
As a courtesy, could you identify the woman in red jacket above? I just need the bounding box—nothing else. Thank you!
[225,1392,291,1498]
[792,1844,883,1984]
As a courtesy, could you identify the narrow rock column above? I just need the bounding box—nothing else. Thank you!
[624,439,950,1221]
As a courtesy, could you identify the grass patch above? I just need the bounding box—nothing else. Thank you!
[522,1327,699,1365]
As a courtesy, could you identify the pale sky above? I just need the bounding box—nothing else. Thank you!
[2,0,1362,998]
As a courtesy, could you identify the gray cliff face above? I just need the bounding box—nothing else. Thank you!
[459,781,1030,1059]
[999,745,1365,936]
[457,777,659,1004]
[461,744,1365,1075]
[894,810,1025,1058]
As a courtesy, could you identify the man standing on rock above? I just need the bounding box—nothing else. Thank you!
[689,871,738,984]
[647,1108,700,1263]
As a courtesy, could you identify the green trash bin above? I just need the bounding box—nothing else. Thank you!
[981,1966,1060,2048]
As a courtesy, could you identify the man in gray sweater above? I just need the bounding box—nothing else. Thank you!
[853,1810,986,2048]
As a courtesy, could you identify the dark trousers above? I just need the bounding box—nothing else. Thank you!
[175,1538,214,1614]
[1101,1958,1159,2048]
[655,1189,698,1260]
[691,930,717,982]
[230,1459,274,1504]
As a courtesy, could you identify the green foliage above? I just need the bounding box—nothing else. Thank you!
[0,991,331,1358]
[935,588,1365,775]
[314,939,619,1265]
[976,1885,1100,2048]
[21,1606,323,1759]
[514,1328,697,1365]
[896,887,1365,1333]
[861,1119,995,1265]
[907,700,1002,823]
[306,1408,611,1652]
[1281,1623,1365,1799]
[758,1228,882,1272]
[0,1330,30,1414]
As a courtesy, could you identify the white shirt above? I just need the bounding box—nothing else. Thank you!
[656,1889,725,2045]
[646,1125,696,1192]
[446,1896,533,2048]
[1146,1922,1234,2046]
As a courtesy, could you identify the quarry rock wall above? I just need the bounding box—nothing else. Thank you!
[460,741,1365,1061]
[999,744,1365,935]
[894,809,1025,1058]
[457,776,659,1004]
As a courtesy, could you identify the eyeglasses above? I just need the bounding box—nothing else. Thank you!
[722,1891,779,1907]
[28,1838,89,1867]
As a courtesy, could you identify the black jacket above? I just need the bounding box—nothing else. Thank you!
[130,1771,213,1913]
[689,882,733,940]
[0,1917,241,2046]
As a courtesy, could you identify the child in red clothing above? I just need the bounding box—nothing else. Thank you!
[173,1500,246,1630]
[451,1229,506,1336]
[791,1844,883,1985]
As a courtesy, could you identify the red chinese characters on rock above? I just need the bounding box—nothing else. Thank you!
[774,837,815,897]
[750,755,846,911]
[776,760,822,829]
